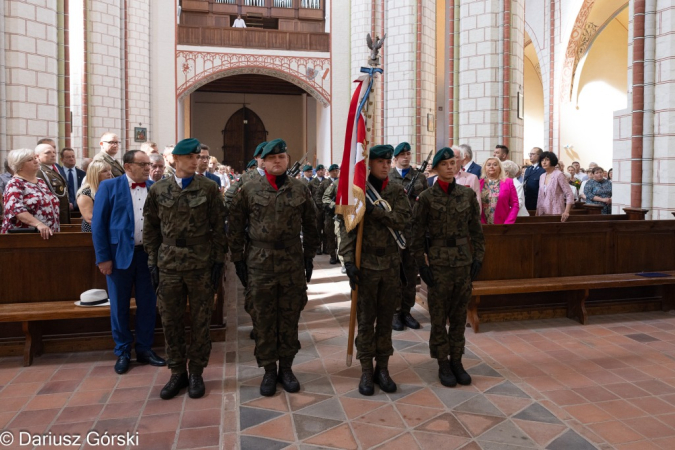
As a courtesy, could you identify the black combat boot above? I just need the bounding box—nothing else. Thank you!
[160,372,189,400]
[401,311,421,329]
[374,365,397,393]
[329,254,338,265]
[278,358,300,393]
[392,312,404,331]
[450,355,472,386]
[359,359,374,396]
[438,359,457,387]
[188,373,205,399]
[260,363,278,397]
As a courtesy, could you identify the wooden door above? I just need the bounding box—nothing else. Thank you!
[222,107,268,172]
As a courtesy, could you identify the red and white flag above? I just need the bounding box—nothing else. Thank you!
[336,75,369,232]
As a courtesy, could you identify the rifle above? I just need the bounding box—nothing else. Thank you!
[287,152,309,177]
[404,150,433,198]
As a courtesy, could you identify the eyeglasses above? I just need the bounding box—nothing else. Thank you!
[198,155,210,160]
[103,141,120,145]
[130,162,152,168]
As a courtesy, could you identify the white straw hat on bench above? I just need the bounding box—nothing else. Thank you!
[75,289,110,307]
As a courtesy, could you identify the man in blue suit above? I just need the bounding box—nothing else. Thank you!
[459,144,482,177]
[92,150,166,374]
[523,147,546,211]
[58,148,86,211]
[196,144,222,189]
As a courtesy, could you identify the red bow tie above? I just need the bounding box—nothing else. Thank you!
[131,182,146,189]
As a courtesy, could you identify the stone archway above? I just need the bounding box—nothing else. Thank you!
[176,50,331,107]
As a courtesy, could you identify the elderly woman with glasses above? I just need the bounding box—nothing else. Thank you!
[1,148,60,239]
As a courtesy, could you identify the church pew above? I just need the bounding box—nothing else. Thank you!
[416,218,675,332]
[0,233,226,365]
[515,208,648,224]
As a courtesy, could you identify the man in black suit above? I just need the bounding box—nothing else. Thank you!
[523,147,546,211]
[459,144,481,177]
[59,147,86,212]
[196,144,222,189]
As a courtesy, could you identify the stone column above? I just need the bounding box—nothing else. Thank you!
[458,0,524,165]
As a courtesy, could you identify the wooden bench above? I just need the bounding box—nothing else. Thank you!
[416,217,675,331]
[0,233,227,365]
[516,208,648,224]
[469,272,675,332]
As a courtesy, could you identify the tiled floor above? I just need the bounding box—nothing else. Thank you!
[3,257,675,448]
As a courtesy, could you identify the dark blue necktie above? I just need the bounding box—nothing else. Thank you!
[67,169,76,201]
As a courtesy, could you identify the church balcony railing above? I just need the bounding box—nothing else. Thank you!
[181,0,325,21]
[177,26,330,52]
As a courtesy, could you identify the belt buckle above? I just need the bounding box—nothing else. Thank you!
[274,242,285,250]
[176,238,187,247]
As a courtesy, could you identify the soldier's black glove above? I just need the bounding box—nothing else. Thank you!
[365,200,374,215]
[234,261,248,288]
[149,265,159,290]
[211,262,224,291]
[305,258,314,283]
[470,260,483,281]
[419,265,435,287]
[344,262,360,290]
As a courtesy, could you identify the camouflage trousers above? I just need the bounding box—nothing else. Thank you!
[397,248,418,314]
[324,212,337,257]
[427,265,472,360]
[157,269,215,375]
[334,217,344,266]
[356,267,400,366]
[246,267,308,367]
[316,207,326,252]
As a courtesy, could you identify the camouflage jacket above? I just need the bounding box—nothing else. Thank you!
[389,167,427,240]
[309,176,325,206]
[321,178,339,211]
[339,179,410,271]
[97,152,125,178]
[228,175,319,273]
[223,169,262,215]
[411,181,485,268]
[314,177,332,208]
[143,176,227,270]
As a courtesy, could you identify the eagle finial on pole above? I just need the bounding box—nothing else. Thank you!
[366,33,386,67]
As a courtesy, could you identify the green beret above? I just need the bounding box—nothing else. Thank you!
[302,165,313,172]
[253,141,268,158]
[173,138,201,155]
[328,164,339,172]
[369,144,394,160]
[394,142,411,156]
[261,139,287,159]
[432,147,455,169]
[246,159,257,169]
[316,164,325,170]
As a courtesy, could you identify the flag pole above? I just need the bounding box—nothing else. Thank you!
[344,33,385,367]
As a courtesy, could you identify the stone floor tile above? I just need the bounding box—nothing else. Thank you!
[240,406,283,431]
[291,413,342,440]
[512,419,567,447]
[288,392,332,412]
[478,420,538,447]
[412,431,470,450]
[23,392,70,410]
[242,391,290,412]
[180,408,221,429]
[339,396,387,419]
[512,402,563,424]
[454,412,505,437]
[484,380,530,398]
[454,395,505,417]
[546,429,598,450]
[415,412,471,438]
[303,423,358,449]
[485,394,533,417]
[175,426,220,449]
[588,420,645,445]
[625,416,675,439]
[242,414,295,442]
[355,404,406,429]
[296,397,345,421]
[351,421,403,449]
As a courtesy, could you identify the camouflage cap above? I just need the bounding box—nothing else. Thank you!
[394,142,411,156]
[328,164,339,171]
[246,159,257,169]
[253,141,268,158]
[261,139,287,159]
[172,138,201,155]
[432,147,455,169]
[369,144,394,160]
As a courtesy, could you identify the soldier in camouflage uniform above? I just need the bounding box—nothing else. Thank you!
[223,142,266,215]
[319,164,340,264]
[300,165,313,184]
[228,138,319,397]
[322,177,346,272]
[410,147,485,387]
[388,142,427,331]
[309,164,326,254]
[143,138,227,400]
[340,145,410,396]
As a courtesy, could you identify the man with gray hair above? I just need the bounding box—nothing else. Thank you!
[96,132,125,177]
[35,143,71,224]
[149,154,165,182]
[459,144,481,177]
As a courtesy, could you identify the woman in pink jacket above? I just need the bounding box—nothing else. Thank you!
[536,151,574,222]
[479,157,519,224]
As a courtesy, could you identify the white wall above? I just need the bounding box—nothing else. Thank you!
[150,0,176,148]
